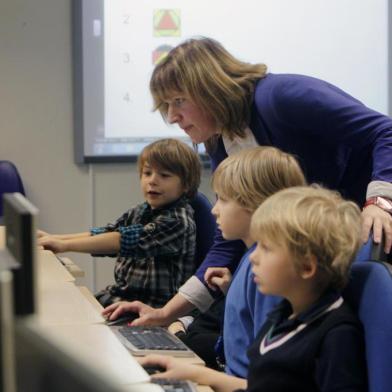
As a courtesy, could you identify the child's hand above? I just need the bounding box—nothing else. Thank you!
[37,236,67,253]
[37,229,50,238]
[168,321,185,335]
[140,355,201,382]
[204,267,232,295]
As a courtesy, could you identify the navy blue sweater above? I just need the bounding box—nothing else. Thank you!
[195,73,392,289]
[246,295,367,392]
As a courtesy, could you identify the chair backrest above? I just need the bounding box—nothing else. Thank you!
[0,161,25,217]
[343,261,392,392]
[354,235,390,263]
[189,192,217,267]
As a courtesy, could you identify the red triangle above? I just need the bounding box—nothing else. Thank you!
[157,11,177,30]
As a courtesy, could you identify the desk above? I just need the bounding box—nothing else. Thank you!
[0,226,148,385]
[38,250,75,284]
[58,255,85,277]
[77,284,206,366]
[0,227,4,249]
[0,226,83,278]
[40,323,149,385]
[0,227,212,391]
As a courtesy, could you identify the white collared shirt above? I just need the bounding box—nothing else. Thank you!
[222,127,259,156]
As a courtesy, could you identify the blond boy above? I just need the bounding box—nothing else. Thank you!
[155,146,306,373]
[141,187,367,392]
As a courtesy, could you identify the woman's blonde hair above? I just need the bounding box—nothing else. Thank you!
[138,138,201,199]
[211,147,306,212]
[251,186,362,290]
[150,37,267,145]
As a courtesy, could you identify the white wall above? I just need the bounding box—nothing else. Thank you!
[0,0,390,292]
[0,0,213,291]
[0,0,91,287]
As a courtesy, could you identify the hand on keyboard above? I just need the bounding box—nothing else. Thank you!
[143,365,166,375]
[151,378,197,392]
[105,312,139,326]
[140,354,202,383]
[102,300,154,324]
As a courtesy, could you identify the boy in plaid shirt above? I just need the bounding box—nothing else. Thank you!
[38,139,201,307]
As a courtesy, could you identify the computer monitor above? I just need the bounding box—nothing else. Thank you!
[1,193,38,316]
[14,320,138,392]
[0,270,16,392]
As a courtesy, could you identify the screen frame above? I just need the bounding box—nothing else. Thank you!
[0,270,16,392]
[72,0,210,165]
[2,193,38,316]
[14,320,131,392]
[73,0,106,164]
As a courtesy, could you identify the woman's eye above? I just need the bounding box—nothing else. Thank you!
[143,171,151,176]
[174,98,185,106]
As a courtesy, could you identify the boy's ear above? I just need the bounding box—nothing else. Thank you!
[300,255,318,280]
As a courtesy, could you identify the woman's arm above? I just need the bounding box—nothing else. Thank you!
[268,76,392,252]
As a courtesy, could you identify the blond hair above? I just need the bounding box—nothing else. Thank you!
[150,37,267,143]
[211,147,306,212]
[251,186,362,290]
[138,138,201,198]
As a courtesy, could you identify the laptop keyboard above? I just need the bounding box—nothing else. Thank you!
[151,378,197,392]
[118,326,190,351]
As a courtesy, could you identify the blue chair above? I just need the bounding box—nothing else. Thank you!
[0,161,25,217]
[343,261,392,392]
[190,192,217,267]
[355,235,390,263]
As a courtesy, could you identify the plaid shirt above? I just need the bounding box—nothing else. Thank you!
[91,196,196,307]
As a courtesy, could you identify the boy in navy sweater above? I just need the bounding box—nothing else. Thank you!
[141,186,367,392]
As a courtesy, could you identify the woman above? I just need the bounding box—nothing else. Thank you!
[103,36,392,326]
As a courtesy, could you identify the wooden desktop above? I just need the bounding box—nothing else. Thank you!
[0,227,212,391]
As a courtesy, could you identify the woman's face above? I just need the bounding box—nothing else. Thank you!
[165,95,218,144]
